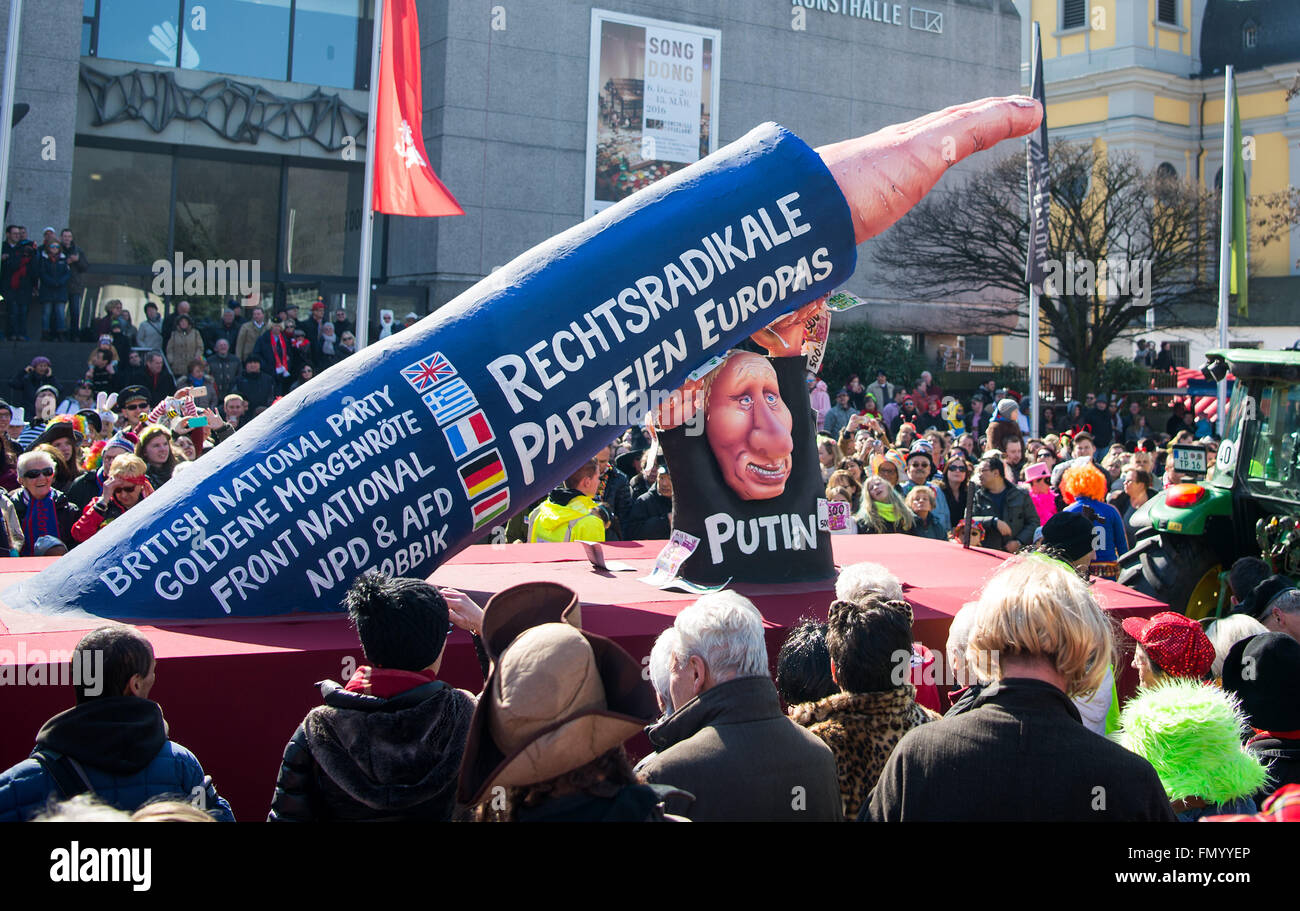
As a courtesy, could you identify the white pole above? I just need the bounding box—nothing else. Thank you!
[1215,67,1234,437]
[0,0,24,223]
[355,0,386,350]
[1029,286,1039,437]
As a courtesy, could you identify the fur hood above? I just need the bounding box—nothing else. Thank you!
[788,688,932,726]
[1116,679,1269,804]
[303,681,476,812]
[788,687,939,818]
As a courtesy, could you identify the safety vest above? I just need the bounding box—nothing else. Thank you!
[527,495,606,543]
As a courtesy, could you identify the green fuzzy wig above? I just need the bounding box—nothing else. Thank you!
[1116,678,1269,804]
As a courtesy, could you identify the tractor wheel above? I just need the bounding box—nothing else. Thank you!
[1117,533,1222,620]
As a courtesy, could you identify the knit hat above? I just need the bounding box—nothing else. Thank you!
[457,582,657,806]
[997,399,1018,418]
[345,573,449,672]
[30,357,50,369]
[1236,574,1296,623]
[1122,611,1216,679]
[1040,510,1093,562]
[1116,678,1270,805]
[1221,632,1300,731]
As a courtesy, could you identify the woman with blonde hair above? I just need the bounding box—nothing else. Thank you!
[905,485,944,540]
[864,554,1175,821]
[855,475,915,534]
[71,453,153,543]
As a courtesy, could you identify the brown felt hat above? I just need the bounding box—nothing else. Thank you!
[456,582,657,806]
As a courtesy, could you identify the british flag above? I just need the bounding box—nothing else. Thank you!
[401,352,456,392]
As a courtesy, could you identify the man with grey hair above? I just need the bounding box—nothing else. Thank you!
[944,602,985,714]
[835,562,904,603]
[1261,589,1300,644]
[647,626,679,718]
[636,592,841,820]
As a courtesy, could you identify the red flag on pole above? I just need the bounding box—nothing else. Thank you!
[372,0,462,216]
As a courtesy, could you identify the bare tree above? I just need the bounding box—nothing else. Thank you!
[871,143,1296,392]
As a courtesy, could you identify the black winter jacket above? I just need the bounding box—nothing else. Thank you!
[624,490,672,540]
[863,678,1175,822]
[268,679,475,822]
[970,482,1039,550]
[596,466,634,540]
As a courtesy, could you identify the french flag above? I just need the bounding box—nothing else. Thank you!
[443,410,495,459]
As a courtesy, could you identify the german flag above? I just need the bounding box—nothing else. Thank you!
[458,449,506,498]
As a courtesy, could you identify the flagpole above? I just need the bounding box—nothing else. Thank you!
[0,0,24,222]
[1025,21,1047,439]
[1215,66,1234,437]
[356,0,386,350]
[1029,286,1039,436]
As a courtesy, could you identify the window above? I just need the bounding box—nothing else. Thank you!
[1156,162,1177,181]
[72,140,371,322]
[174,156,280,264]
[1228,340,1262,349]
[95,0,181,67]
[71,146,172,267]
[965,336,991,362]
[180,1,292,83]
[1169,341,1190,369]
[1157,0,1178,27]
[1061,0,1087,30]
[285,165,364,275]
[86,0,371,90]
[292,0,368,90]
[82,1,98,56]
[1243,21,1258,50]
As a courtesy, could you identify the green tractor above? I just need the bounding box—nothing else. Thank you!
[1118,348,1300,618]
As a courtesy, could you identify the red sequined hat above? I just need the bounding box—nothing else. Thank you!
[1122,611,1216,679]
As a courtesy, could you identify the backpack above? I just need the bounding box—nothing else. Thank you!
[31,748,95,799]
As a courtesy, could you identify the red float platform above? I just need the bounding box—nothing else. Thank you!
[0,536,1166,820]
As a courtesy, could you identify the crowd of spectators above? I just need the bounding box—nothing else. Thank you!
[0,296,361,557]
[2,225,89,342]
[811,368,1223,579]
[1,552,1295,822]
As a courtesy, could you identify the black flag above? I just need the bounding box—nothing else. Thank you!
[1025,21,1050,294]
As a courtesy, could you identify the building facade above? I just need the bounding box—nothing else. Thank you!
[984,0,1300,371]
[2,0,1023,345]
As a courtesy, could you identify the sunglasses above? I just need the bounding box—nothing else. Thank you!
[948,465,968,473]
[116,485,138,495]
[123,402,147,411]
[23,467,54,479]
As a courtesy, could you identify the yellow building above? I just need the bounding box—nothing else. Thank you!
[981,0,1300,371]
